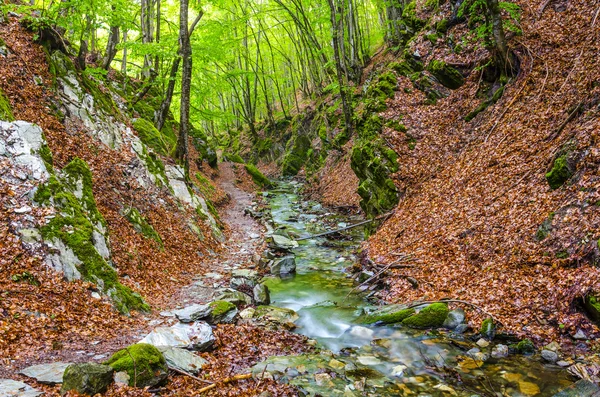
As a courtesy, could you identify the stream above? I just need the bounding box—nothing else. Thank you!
[261,181,573,397]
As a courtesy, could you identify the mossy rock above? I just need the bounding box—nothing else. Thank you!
[61,363,114,396]
[36,158,149,314]
[546,155,574,190]
[584,295,600,324]
[361,305,415,325]
[480,317,496,339]
[244,164,273,188]
[516,339,535,355]
[105,343,168,388]
[0,87,14,121]
[124,207,163,248]
[223,152,244,163]
[401,303,449,329]
[133,118,172,157]
[208,300,237,323]
[427,60,465,90]
[191,126,217,168]
[281,134,311,177]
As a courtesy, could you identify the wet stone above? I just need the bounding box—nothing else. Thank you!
[20,362,72,384]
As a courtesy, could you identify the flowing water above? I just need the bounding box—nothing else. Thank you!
[262,181,573,397]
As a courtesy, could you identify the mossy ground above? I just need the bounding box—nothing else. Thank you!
[105,343,167,387]
[546,155,573,189]
[401,303,449,328]
[244,164,273,188]
[133,118,173,157]
[0,86,14,121]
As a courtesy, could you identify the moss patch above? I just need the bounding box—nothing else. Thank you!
[516,339,535,355]
[133,118,173,157]
[244,164,273,188]
[362,305,415,324]
[124,207,163,249]
[584,295,600,324]
[281,133,311,177]
[223,152,244,163]
[105,343,168,388]
[427,60,465,90]
[209,300,236,317]
[401,303,449,329]
[0,87,14,121]
[546,155,574,190]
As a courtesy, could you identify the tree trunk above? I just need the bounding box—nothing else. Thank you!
[486,0,516,76]
[103,24,120,70]
[155,57,181,131]
[121,30,128,74]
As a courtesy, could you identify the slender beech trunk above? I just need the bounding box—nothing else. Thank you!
[486,0,515,76]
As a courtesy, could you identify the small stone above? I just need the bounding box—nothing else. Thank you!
[113,371,130,386]
[328,359,345,370]
[391,365,407,377]
[249,233,260,239]
[14,206,32,214]
[239,307,256,319]
[476,338,490,348]
[314,373,333,387]
[541,349,559,363]
[443,308,466,330]
[91,292,101,300]
[574,329,587,340]
[556,360,571,367]
[491,344,509,358]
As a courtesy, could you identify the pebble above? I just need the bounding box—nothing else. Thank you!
[491,344,509,358]
[556,360,571,367]
[476,338,490,348]
[541,349,559,363]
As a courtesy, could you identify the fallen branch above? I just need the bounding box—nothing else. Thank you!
[545,101,584,141]
[198,373,252,394]
[401,299,503,325]
[169,367,213,385]
[345,255,413,299]
[296,212,394,241]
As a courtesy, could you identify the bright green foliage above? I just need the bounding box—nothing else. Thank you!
[546,155,573,189]
[105,343,168,388]
[427,60,465,89]
[362,305,415,324]
[35,158,149,314]
[124,207,163,248]
[584,295,600,324]
[244,164,273,188]
[133,118,173,157]
[0,87,14,121]
[458,0,522,45]
[401,303,449,328]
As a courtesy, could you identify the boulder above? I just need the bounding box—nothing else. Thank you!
[139,322,216,351]
[230,269,259,289]
[270,234,298,251]
[552,380,600,397]
[157,347,207,375]
[491,344,509,359]
[361,304,415,325]
[270,255,296,275]
[443,308,465,330]
[516,339,536,355]
[541,349,559,363]
[60,363,114,396]
[253,305,299,330]
[173,304,211,323]
[105,343,168,388]
[173,301,237,324]
[401,303,449,329]
[215,288,252,306]
[0,379,43,397]
[253,283,271,305]
[19,362,72,384]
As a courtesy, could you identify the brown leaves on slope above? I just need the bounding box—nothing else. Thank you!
[367,0,600,344]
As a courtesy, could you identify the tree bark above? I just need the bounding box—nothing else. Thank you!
[103,23,120,70]
[486,0,515,76]
[155,57,181,131]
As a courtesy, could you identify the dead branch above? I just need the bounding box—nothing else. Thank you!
[545,101,584,141]
[296,211,394,241]
[345,256,413,299]
[169,367,213,385]
[198,373,252,394]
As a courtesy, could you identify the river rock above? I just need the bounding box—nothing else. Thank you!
[443,308,465,330]
[230,269,259,289]
[239,307,256,319]
[541,349,559,363]
[173,304,212,323]
[491,344,509,358]
[60,363,114,396]
[480,318,496,339]
[216,288,252,306]
[553,379,600,396]
[174,301,236,324]
[0,379,43,397]
[253,305,299,330]
[270,255,296,275]
[139,322,215,351]
[158,347,207,374]
[253,283,270,305]
[361,304,415,325]
[348,326,374,339]
[105,344,168,388]
[20,362,72,384]
[467,347,489,362]
[270,234,298,251]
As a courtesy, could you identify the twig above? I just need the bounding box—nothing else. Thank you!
[124,348,138,387]
[169,367,213,385]
[345,256,413,299]
[197,373,252,394]
[401,299,503,325]
[296,211,394,241]
[545,101,583,141]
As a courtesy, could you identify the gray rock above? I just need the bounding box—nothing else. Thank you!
[158,347,207,374]
[253,283,270,305]
[0,121,49,181]
[556,360,571,367]
[443,308,465,330]
[541,349,559,363]
[270,255,296,275]
[453,324,469,334]
[139,322,215,351]
[573,329,587,340]
[173,304,212,323]
[113,371,130,386]
[491,344,509,358]
[253,305,299,330]
[0,379,43,397]
[466,348,489,362]
[60,363,114,396]
[216,289,252,306]
[271,234,298,250]
[552,379,600,397]
[19,362,72,384]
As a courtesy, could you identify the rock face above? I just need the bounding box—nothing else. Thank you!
[157,347,207,375]
[105,343,168,388]
[139,322,216,351]
[0,379,43,397]
[19,362,72,384]
[0,121,49,181]
[60,363,114,396]
[270,255,296,275]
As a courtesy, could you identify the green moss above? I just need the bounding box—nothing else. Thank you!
[584,295,600,323]
[427,60,465,89]
[37,158,149,314]
[480,317,495,336]
[516,339,535,355]
[425,33,439,44]
[223,152,244,163]
[282,133,311,177]
[362,306,415,324]
[209,300,235,317]
[465,85,505,122]
[124,207,163,249]
[133,118,172,157]
[385,119,407,133]
[0,87,14,121]
[105,343,167,388]
[80,73,119,117]
[546,155,574,190]
[244,164,273,188]
[436,18,449,33]
[535,212,555,241]
[401,303,449,329]
[39,143,54,173]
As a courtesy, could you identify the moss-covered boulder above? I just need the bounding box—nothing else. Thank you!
[208,300,237,323]
[427,60,465,89]
[105,343,168,388]
[223,152,244,163]
[133,118,173,157]
[546,155,574,190]
[480,317,496,339]
[584,295,600,324]
[282,132,311,177]
[61,363,114,396]
[361,305,415,325]
[401,303,449,329]
[0,87,14,121]
[244,164,273,188]
[35,158,149,314]
[515,339,535,355]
